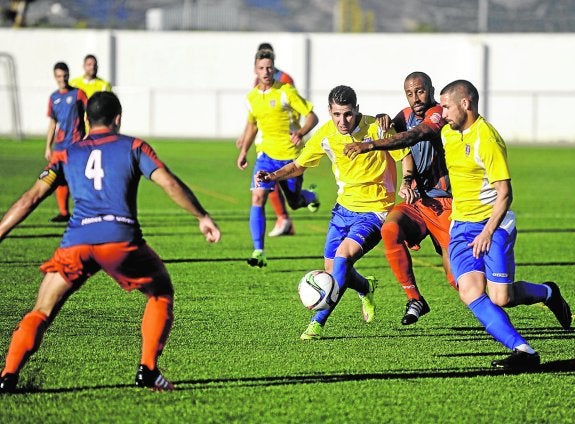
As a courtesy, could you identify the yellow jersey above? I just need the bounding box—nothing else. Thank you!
[245,81,314,160]
[69,76,112,99]
[441,115,510,222]
[296,115,408,213]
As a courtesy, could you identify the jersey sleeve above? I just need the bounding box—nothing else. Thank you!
[478,129,510,184]
[132,139,166,179]
[295,126,326,168]
[392,108,409,133]
[286,85,313,116]
[421,104,445,133]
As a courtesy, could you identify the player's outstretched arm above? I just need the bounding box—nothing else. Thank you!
[0,180,54,242]
[344,122,435,159]
[255,162,305,186]
[151,167,221,243]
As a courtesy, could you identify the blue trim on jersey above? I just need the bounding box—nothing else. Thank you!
[323,204,383,259]
[449,220,516,284]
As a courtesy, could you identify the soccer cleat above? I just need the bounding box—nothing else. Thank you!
[247,250,267,268]
[401,297,430,325]
[359,276,378,323]
[135,364,174,391]
[0,373,18,394]
[544,281,572,330]
[50,213,70,223]
[491,349,540,371]
[307,184,320,213]
[268,219,295,237]
[300,320,323,340]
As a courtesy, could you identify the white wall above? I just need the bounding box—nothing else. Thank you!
[0,29,574,143]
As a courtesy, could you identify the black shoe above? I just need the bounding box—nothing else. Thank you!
[491,349,540,371]
[401,297,430,325]
[50,214,70,223]
[0,373,18,393]
[544,281,572,330]
[135,364,174,391]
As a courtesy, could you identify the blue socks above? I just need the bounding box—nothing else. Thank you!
[313,256,349,325]
[510,281,549,306]
[249,206,265,250]
[468,294,528,350]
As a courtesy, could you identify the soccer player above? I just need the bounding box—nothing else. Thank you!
[236,43,297,238]
[344,72,456,325]
[256,85,409,340]
[45,62,88,222]
[69,54,112,99]
[237,48,319,268]
[439,79,571,370]
[0,91,221,393]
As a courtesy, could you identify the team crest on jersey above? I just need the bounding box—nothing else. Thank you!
[66,96,74,104]
[430,112,442,124]
[465,144,471,156]
[269,100,276,108]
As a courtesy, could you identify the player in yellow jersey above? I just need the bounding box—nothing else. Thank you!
[237,49,319,268]
[70,54,112,99]
[440,79,572,371]
[256,85,411,339]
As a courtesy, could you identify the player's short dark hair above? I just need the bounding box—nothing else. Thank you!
[84,54,97,63]
[440,79,479,107]
[53,62,69,73]
[87,91,122,126]
[328,85,357,108]
[255,48,275,63]
[258,42,273,51]
[405,71,433,90]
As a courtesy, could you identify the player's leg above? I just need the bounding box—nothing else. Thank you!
[484,226,572,330]
[278,173,319,212]
[450,221,539,370]
[97,242,175,391]
[381,203,429,324]
[268,187,294,237]
[51,184,70,222]
[0,272,75,393]
[248,187,269,267]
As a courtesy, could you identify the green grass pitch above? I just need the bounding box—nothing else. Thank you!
[0,138,574,423]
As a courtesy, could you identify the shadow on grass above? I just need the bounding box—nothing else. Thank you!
[11,357,575,395]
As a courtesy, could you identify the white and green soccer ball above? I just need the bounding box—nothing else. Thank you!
[298,270,339,311]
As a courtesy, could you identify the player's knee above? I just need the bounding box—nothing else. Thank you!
[488,291,512,307]
[381,221,402,247]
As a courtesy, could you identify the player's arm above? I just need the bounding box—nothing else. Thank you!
[150,167,221,243]
[398,153,419,204]
[236,121,258,170]
[45,118,57,161]
[290,111,318,146]
[344,121,436,159]
[468,179,513,259]
[255,161,306,185]
[0,178,55,243]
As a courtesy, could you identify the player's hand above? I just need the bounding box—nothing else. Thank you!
[255,170,272,187]
[398,183,419,204]
[343,142,372,160]
[237,153,248,170]
[468,230,492,258]
[44,148,52,162]
[235,136,244,149]
[375,113,393,132]
[290,131,303,147]
[199,216,221,243]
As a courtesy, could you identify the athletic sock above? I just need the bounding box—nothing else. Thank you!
[55,185,70,216]
[382,221,421,300]
[249,205,265,250]
[141,296,174,370]
[2,310,48,376]
[511,280,549,305]
[347,267,368,295]
[268,189,288,221]
[300,189,316,205]
[313,256,349,326]
[468,294,528,350]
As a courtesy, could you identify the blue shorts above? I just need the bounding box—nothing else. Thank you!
[250,152,301,194]
[324,204,385,259]
[449,212,517,284]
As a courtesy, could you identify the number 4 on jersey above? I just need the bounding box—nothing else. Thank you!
[85,150,104,190]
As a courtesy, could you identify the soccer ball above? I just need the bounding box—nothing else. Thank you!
[298,270,339,311]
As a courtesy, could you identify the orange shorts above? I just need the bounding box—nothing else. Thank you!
[388,197,452,253]
[40,241,171,292]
